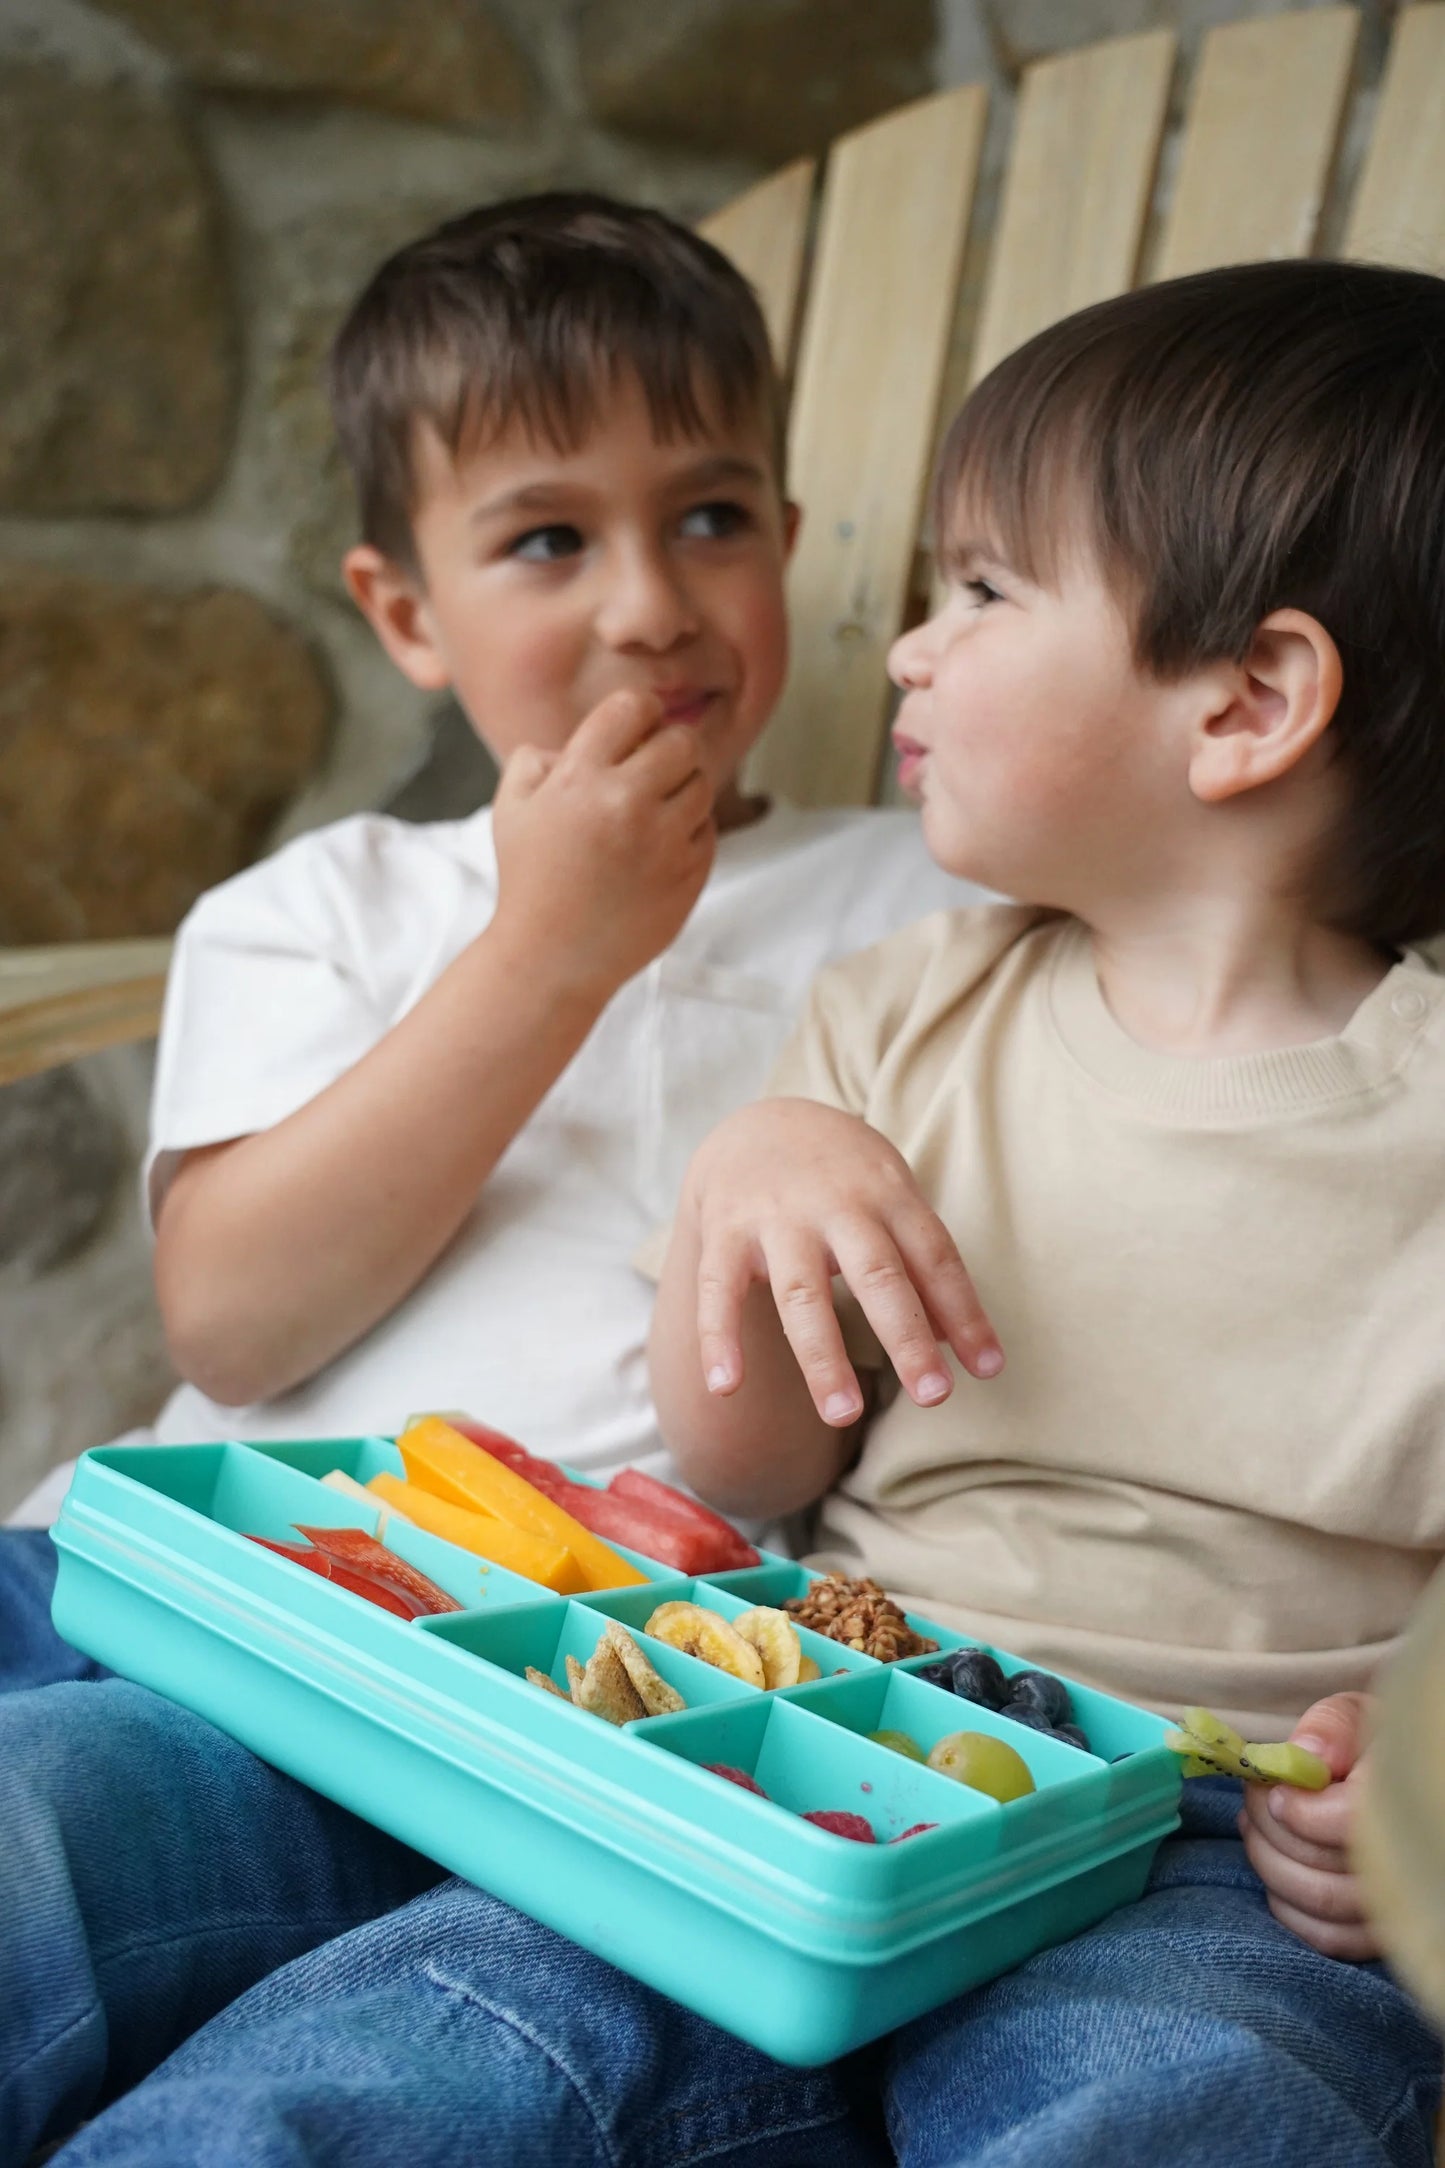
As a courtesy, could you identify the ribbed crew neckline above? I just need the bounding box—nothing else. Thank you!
[1047,917,1439,1121]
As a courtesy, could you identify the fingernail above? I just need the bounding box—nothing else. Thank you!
[706,1365,732,1393]
[917,1371,951,1404]
[974,1346,1004,1377]
[1268,1786,1290,1819]
[824,1391,862,1423]
[1292,1734,1326,1756]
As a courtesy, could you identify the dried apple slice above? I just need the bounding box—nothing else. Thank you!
[602,1620,686,1715]
[574,1637,648,1725]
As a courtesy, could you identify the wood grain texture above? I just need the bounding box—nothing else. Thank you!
[970,28,1175,385]
[0,939,171,1081]
[1156,8,1359,278]
[750,86,987,808]
[1344,2,1445,273]
[698,156,816,370]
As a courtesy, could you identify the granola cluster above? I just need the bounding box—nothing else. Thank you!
[783,1573,939,1662]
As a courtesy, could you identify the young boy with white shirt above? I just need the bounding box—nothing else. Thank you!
[0,194,970,2161]
[22,257,1440,2168]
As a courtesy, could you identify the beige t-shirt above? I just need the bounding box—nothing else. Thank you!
[771,906,1445,1738]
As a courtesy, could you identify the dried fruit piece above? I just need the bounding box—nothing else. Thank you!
[796,1654,821,1683]
[868,1729,926,1762]
[705,1762,768,1796]
[572,1638,647,1725]
[565,1653,587,1701]
[729,1606,802,1690]
[1246,1741,1332,1790]
[927,1731,1036,1803]
[643,1601,766,1687]
[525,1665,568,1699]
[802,1810,876,1842]
[602,1620,686,1716]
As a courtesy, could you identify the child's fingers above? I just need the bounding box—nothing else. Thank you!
[571,687,665,766]
[764,1231,868,1426]
[829,1218,953,1409]
[1239,1817,1368,1929]
[696,1229,758,1396]
[1266,1772,1355,1851]
[892,1206,1003,1381]
[1260,1890,1380,1963]
[1238,1791,1342,1873]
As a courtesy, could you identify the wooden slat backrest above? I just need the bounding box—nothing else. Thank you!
[746,87,987,809]
[697,156,816,373]
[1155,8,1359,277]
[1343,1,1445,274]
[968,29,1175,387]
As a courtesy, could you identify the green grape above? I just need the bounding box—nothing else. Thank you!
[868,1728,925,1762]
[927,1730,1035,1802]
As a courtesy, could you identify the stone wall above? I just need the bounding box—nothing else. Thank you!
[0,0,1382,1513]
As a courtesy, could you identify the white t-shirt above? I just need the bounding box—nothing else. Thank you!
[149,801,974,1473]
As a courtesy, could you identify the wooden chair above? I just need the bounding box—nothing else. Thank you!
[4,3,1444,1088]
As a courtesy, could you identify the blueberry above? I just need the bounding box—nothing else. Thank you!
[1003,1669,1072,1726]
[1051,1723,1091,1752]
[913,1660,954,1690]
[999,1703,1054,1734]
[946,1649,1009,1708]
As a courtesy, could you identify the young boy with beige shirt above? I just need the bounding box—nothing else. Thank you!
[38,260,1441,2168]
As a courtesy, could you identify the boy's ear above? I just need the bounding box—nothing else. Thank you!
[1188,608,1342,805]
[342,545,453,692]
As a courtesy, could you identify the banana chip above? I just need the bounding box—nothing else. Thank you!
[603,1619,686,1716]
[644,1601,766,1687]
[524,1664,568,1699]
[730,1605,803,1690]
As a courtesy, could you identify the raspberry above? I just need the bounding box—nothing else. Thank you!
[802,1809,876,1841]
[704,1762,768,1797]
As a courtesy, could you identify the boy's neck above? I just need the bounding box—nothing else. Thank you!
[714,781,770,835]
[1084,896,1393,1057]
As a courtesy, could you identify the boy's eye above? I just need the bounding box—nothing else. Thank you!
[963,576,1003,606]
[679,500,751,541]
[507,523,584,563]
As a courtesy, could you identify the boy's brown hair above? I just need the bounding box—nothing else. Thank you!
[329,191,783,575]
[936,259,1445,948]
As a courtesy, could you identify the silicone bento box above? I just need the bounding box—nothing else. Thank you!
[50,1434,1182,2066]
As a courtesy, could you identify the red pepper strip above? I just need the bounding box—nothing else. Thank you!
[293,1525,464,1617]
[244,1533,415,1619]
[608,1469,760,1566]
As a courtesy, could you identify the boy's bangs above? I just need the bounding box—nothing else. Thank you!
[931,360,1103,594]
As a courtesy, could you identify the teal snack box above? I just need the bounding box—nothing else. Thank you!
[51,1435,1181,2066]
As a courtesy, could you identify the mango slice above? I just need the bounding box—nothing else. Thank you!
[367,1471,583,1593]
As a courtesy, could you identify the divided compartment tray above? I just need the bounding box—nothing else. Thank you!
[51,1435,1182,2065]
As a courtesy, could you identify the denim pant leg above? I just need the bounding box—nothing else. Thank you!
[1,1678,444,2165]
[883,1780,1443,2168]
[52,1878,892,2168]
[0,1529,110,1692]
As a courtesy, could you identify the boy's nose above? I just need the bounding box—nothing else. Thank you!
[888,617,936,690]
[597,549,700,652]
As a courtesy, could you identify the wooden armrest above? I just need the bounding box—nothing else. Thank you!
[0,940,173,1085]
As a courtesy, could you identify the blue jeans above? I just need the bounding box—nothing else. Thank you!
[6,1670,1435,2168]
[0,1529,109,1693]
[1,1677,444,2165]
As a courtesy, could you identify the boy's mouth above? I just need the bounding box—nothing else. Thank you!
[654,687,719,726]
[891,729,928,792]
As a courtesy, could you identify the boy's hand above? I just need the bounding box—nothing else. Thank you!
[687,1098,1003,1426]
[491,688,716,997]
[1238,1692,1380,1960]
